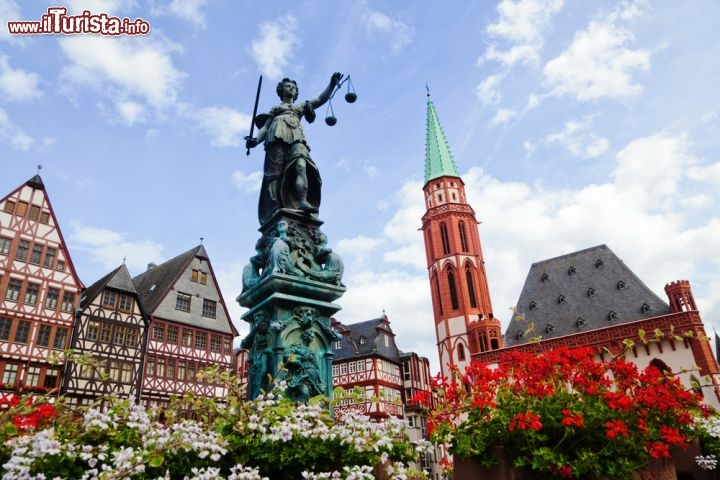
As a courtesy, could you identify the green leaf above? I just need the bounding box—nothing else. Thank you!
[148,454,164,468]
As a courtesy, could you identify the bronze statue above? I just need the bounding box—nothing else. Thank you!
[246,73,344,224]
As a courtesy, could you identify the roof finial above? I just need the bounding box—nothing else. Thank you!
[37,164,42,175]
[122,255,126,265]
[200,237,204,245]
[425,82,430,98]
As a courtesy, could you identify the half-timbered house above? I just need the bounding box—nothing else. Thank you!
[62,264,147,405]
[133,245,238,409]
[0,175,83,398]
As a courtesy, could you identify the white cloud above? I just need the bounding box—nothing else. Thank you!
[362,10,414,53]
[543,20,651,101]
[688,162,720,186]
[64,0,137,15]
[544,117,609,158]
[69,220,164,274]
[489,108,517,126]
[483,0,564,66]
[0,107,34,151]
[116,100,146,125]
[59,35,185,115]
[0,55,41,102]
[249,15,299,79]
[152,0,209,27]
[197,106,251,147]
[231,170,262,193]
[476,74,502,105]
[0,0,23,43]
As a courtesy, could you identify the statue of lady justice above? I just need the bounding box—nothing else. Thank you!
[245,72,344,224]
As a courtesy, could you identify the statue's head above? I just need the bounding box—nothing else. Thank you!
[276,78,299,101]
[276,220,289,236]
[301,330,313,345]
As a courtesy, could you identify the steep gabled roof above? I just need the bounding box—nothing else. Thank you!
[424,98,460,185]
[333,315,400,363]
[133,245,208,314]
[80,264,138,310]
[504,245,671,346]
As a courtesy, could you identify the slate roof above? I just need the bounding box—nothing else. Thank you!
[80,264,138,310]
[504,244,671,346]
[333,315,401,363]
[424,98,460,185]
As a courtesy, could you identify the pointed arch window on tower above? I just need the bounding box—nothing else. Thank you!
[447,269,459,310]
[440,223,451,255]
[433,274,443,315]
[479,331,489,352]
[457,343,466,362]
[458,222,469,252]
[465,264,477,309]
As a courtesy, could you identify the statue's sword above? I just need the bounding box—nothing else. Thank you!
[246,75,263,156]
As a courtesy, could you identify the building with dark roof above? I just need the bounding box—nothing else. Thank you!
[63,264,146,404]
[133,245,238,409]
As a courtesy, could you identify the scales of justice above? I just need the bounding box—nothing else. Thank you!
[237,72,357,403]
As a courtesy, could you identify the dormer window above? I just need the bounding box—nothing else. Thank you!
[557,295,566,304]
[529,301,537,310]
[359,336,367,345]
[516,330,525,340]
[334,340,342,349]
[541,273,549,282]
[545,324,555,334]
[595,259,604,268]
[576,317,586,327]
[617,280,626,290]
[640,303,651,313]
[568,266,576,276]
[587,288,596,297]
[608,311,617,321]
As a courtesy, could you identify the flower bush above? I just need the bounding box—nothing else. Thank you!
[418,346,707,479]
[1,368,430,480]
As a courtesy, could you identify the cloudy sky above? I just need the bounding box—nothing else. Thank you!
[2,0,719,373]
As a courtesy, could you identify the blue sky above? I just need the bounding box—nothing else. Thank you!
[2,0,719,373]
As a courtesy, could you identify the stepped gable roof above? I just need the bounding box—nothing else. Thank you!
[80,264,138,310]
[133,245,208,315]
[333,314,400,363]
[504,244,671,346]
[424,97,460,185]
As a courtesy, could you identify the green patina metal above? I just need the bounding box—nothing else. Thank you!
[240,73,349,403]
[424,97,460,185]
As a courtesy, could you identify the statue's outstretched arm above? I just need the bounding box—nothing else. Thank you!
[308,72,343,109]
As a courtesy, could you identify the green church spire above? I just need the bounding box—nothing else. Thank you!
[424,94,460,185]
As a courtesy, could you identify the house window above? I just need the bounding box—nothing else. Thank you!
[359,336,366,345]
[16,201,28,216]
[113,326,126,345]
[118,294,133,312]
[332,365,339,377]
[334,340,342,349]
[124,328,138,347]
[61,292,75,312]
[87,321,99,341]
[202,299,217,318]
[195,332,207,350]
[146,357,155,376]
[349,362,356,373]
[120,362,133,383]
[14,321,31,344]
[99,322,112,343]
[102,290,117,308]
[457,343,466,362]
[25,366,41,386]
[166,359,176,381]
[156,358,165,378]
[43,247,56,268]
[0,236,12,255]
[24,283,39,305]
[0,317,11,341]
[223,338,231,353]
[191,270,208,285]
[210,335,222,353]
[2,200,14,214]
[43,368,59,388]
[357,360,365,372]
[6,279,22,302]
[167,325,179,344]
[152,324,165,342]
[40,212,50,224]
[340,363,348,375]
[109,361,122,382]
[15,240,29,261]
[36,324,52,346]
[53,328,68,350]
[45,288,59,310]
[2,363,19,384]
[176,292,191,312]
[177,361,186,381]
[29,244,43,264]
[182,329,192,347]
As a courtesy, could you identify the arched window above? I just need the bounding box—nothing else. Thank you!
[440,223,451,255]
[457,343,466,362]
[458,222,469,252]
[433,274,443,315]
[447,269,459,310]
[465,264,477,309]
[479,331,489,352]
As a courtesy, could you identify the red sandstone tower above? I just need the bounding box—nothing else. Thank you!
[420,94,502,376]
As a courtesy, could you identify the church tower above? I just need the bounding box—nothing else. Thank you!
[420,94,502,376]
